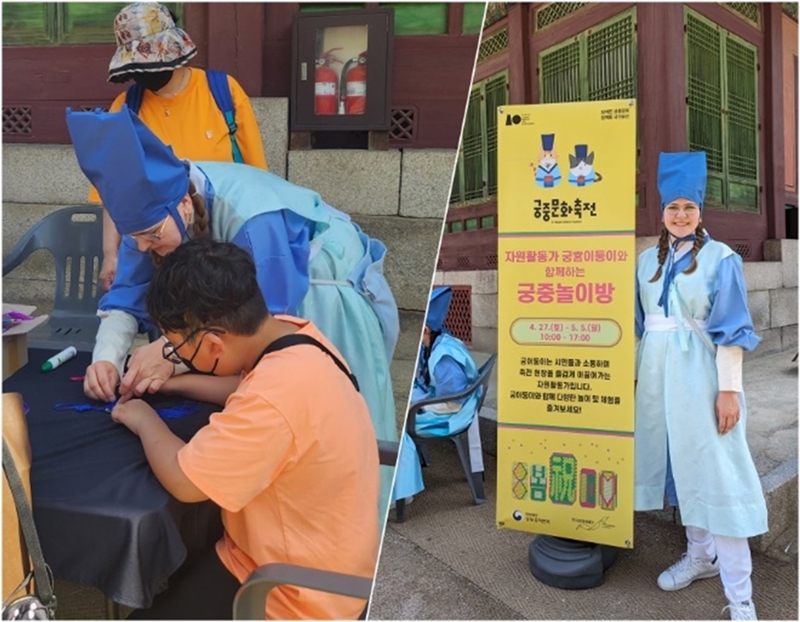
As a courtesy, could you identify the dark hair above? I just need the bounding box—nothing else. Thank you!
[150,180,209,268]
[648,223,706,283]
[146,239,268,335]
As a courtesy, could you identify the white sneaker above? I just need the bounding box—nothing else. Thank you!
[723,600,757,620]
[656,553,720,591]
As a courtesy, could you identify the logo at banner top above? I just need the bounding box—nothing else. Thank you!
[505,114,522,126]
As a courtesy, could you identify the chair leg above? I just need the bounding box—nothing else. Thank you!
[417,440,431,468]
[451,431,485,505]
[105,597,120,620]
[395,498,406,522]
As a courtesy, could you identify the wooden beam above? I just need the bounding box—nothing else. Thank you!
[506,3,529,105]
[637,2,687,236]
[262,3,298,98]
[235,3,265,96]
[764,2,787,240]
[448,3,464,36]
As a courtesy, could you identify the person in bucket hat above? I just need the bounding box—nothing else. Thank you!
[634,151,767,620]
[89,2,267,293]
[67,106,399,519]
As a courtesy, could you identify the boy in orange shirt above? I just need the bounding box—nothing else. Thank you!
[112,239,379,620]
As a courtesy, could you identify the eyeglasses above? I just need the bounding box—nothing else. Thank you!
[162,327,226,375]
[129,216,170,242]
[664,204,699,215]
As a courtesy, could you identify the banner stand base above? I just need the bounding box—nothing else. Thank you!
[528,536,619,590]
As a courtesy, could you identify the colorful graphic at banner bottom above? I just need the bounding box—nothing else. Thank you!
[496,100,636,548]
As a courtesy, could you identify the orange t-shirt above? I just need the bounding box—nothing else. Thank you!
[87,68,267,203]
[178,317,379,620]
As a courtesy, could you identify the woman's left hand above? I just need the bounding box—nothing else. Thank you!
[120,339,174,400]
[715,390,740,434]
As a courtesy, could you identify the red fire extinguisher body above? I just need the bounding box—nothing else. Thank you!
[315,62,338,115]
[344,53,367,115]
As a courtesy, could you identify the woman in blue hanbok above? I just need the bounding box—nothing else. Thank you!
[66,106,399,513]
[635,152,767,621]
[392,287,483,503]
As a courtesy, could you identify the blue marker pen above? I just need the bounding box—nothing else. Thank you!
[41,346,77,372]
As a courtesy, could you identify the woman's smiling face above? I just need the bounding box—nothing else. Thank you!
[663,197,701,239]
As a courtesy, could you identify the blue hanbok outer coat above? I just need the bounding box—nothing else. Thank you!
[634,238,767,538]
[392,332,480,501]
[101,162,399,518]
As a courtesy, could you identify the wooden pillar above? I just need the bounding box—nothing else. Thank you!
[206,3,265,96]
[507,3,531,105]
[263,3,299,98]
[637,2,687,235]
[763,2,786,240]
[447,4,464,36]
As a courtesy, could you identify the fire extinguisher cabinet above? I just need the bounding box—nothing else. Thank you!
[291,8,394,131]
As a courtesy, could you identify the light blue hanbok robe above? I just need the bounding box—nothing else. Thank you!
[634,238,768,538]
[100,162,399,518]
[392,332,481,501]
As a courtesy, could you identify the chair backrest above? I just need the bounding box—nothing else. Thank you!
[231,439,397,619]
[406,351,497,436]
[473,353,497,414]
[3,206,104,350]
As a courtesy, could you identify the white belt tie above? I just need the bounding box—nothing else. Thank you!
[309,278,353,288]
[644,314,708,332]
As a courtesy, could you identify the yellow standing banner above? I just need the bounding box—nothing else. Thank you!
[496,100,637,548]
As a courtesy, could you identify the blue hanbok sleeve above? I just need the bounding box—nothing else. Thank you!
[431,355,470,399]
[411,384,430,403]
[706,254,761,351]
[98,236,157,331]
[231,211,314,316]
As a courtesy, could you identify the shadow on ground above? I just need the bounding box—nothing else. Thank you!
[371,441,798,620]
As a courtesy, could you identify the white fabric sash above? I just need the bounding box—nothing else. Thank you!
[644,314,708,332]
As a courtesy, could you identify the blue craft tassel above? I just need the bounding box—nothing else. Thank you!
[156,401,201,419]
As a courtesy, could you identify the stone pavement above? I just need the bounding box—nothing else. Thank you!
[370,348,798,620]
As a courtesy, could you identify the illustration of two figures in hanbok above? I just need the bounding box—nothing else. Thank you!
[531,133,603,188]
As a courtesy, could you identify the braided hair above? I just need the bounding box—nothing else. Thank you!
[189,180,210,239]
[150,180,209,267]
[648,223,705,282]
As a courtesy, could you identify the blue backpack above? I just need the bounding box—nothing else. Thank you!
[125,69,244,164]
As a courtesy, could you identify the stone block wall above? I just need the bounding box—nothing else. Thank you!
[2,97,454,318]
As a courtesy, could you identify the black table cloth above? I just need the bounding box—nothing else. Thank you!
[3,348,222,609]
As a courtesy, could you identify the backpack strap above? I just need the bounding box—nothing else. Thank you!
[258,334,359,392]
[206,69,245,164]
[124,82,145,115]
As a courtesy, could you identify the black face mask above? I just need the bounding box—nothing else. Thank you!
[132,70,173,93]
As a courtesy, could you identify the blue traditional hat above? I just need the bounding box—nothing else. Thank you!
[426,287,453,332]
[66,105,189,236]
[541,134,555,152]
[657,151,707,210]
[574,144,588,161]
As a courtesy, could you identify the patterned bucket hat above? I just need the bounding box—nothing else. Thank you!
[108,3,197,83]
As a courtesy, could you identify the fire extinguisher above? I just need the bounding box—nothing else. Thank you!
[315,48,342,116]
[341,51,367,115]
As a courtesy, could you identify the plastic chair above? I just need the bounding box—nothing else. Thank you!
[395,353,497,523]
[232,440,399,620]
[3,206,103,352]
